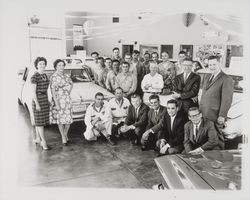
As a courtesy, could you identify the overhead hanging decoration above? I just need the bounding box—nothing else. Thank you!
[83,20,95,35]
[182,13,196,27]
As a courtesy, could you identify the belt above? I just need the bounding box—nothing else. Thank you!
[145,92,161,95]
[37,92,47,95]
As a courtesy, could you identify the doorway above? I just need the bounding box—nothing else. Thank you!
[122,45,134,58]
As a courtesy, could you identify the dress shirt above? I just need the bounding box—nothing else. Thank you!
[130,61,138,77]
[193,121,201,140]
[183,72,191,83]
[141,73,164,93]
[211,70,221,81]
[170,114,177,131]
[135,105,141,119]
[116,72,137,95]
[105,70,118,92]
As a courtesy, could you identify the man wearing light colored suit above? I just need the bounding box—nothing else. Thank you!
[199,55,234,127]
[183,107,224,154]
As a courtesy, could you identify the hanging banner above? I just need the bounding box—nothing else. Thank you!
[73,24,83,48]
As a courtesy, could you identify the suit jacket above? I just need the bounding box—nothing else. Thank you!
[183,118,224,152]
[125,103,149,129]
[173,72,201,110]
[161,111,188,147]
[146,105,167,134]
[200,71,233,122]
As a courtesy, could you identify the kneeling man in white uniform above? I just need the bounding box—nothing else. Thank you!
[83,92,115,145]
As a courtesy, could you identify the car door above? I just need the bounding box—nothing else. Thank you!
[19,67,29,104]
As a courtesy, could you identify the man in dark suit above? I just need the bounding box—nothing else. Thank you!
[172,57,201,116]
[156,99,188,155]
[120,94,149,145]
[183,107,224,154]
[200,55,234,128]
[141,94,167,150]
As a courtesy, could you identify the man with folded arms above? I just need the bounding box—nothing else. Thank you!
[183,107,224,154]
[141,95,167,150]
[120,94,149,145]
[156,99,187,156]
[141,62,164,103]
[172,57,200,115]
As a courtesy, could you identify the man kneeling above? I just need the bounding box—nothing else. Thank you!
[156,99,188,156]
[120,94,149,145]
[141,95,167,151]
[83,92,115,145]
[183,107,224,154]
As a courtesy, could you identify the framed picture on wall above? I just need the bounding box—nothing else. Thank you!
[194,44,226,68]
[180,44,193,59]
[139,45,159,56]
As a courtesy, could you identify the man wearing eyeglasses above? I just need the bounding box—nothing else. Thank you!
[183,107,224,154]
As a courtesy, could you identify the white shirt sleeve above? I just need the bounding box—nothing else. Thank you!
[141,75,147,91]
[84,105,93,128]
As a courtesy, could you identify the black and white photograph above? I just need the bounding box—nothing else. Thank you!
[0,0,250,199]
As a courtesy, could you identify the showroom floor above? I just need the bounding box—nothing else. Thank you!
[18,105,163,188]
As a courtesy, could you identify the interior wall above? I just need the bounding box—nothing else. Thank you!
[82,13,243,59]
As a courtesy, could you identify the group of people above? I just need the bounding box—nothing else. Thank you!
[30,47,234,156]
[31,57,74,150]
[82,48,233,156]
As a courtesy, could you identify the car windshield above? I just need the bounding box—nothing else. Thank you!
[63,59,82,65]
[45,68,91,83]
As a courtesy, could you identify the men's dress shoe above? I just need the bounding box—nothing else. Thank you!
[131,139,139,145]
[63,142,68,146]
[66,139,72,144]
[106,137,116,145]
[141,146,149,151]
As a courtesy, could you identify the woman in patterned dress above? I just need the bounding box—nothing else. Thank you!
[50,59,73,145]
[31,57,50,150]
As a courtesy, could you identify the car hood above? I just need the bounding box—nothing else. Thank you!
[70,82,114,102]
[177,150,242,190]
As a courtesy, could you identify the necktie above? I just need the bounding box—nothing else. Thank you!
[208,75,214,86]
[194,124,199,141]
[135,107,139,119]
[155,110,158,118]
[184,73,188,83]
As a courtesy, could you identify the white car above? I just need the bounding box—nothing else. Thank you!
[18,64,114,123]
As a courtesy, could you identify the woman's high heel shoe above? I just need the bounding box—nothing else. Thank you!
[33,139,41,145]
[40,141,50,150]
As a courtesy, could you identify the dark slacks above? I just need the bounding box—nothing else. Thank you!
[155,140,184,154]
[141,130,163,149]
[125,127,144,142]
